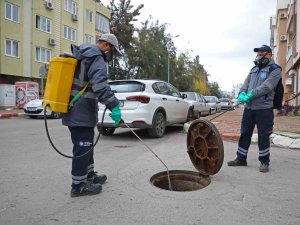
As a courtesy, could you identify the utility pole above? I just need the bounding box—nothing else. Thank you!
[167,35,180,83]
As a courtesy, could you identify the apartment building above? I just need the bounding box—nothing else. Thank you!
[0,0,111,90]
[273,0,300,106]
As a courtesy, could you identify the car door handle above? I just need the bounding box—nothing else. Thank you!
[162,98,167,100]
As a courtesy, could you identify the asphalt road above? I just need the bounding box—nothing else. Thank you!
[1,117,300,225]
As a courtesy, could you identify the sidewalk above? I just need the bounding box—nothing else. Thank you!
[183,106,300,149]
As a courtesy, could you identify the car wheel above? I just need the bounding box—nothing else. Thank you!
[186,109,194,122]
[194,112,201,119]
[51,111,61,119]
[147,112,165,138]
[99,127,116,136]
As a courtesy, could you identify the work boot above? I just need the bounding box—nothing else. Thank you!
[70,182,102,198]
[227,159,247,166]
[259,163,269,173]
[87,171,107,184]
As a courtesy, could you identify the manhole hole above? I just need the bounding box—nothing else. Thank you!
[150,170,210,192]
[150,119,223,192]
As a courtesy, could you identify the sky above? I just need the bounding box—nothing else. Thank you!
[101,0,277,92]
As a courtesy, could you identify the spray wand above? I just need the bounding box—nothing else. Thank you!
[68,82,89,110]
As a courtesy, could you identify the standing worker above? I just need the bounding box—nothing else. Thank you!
[62,33,122,197]
[227,45,282,173]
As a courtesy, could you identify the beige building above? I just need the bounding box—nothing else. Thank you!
[0,0,111,92]
[273,0,300,106]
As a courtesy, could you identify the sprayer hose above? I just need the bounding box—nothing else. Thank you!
[44,104,105,159]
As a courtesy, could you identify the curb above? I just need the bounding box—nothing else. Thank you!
[0,112,24,119]
[221,133,240,141]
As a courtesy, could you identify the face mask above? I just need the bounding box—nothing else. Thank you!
[104,44,115,62]
[254,54,270,67]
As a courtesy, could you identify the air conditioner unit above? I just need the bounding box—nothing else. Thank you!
[280,13,287,19]
[45,1,53,10]
[72,14,78,21]
[48,38,56,46]
[285,77,292,85]
[280,35,287,41]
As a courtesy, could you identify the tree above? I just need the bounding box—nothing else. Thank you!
[208,82,222,98]
[108,0,144,80]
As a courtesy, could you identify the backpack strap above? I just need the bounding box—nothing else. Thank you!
[269,64,282,72]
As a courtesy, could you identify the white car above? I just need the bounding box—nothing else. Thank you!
[24,99,61,119]
[231,98,239,108]
[97,80,192,138]
[181,92,210,117]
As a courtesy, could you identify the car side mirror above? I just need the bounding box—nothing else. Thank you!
[181,93,187,99]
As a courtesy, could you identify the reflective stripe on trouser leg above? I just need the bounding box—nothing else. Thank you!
[69,127,94,188]
[256,108,274,165]
[237,108,256,160]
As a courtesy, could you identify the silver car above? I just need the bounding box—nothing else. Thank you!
[181,92,211,118]
[219,98,234,110]
[204,96,222,114]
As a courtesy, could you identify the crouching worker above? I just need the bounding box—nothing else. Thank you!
[62,33,122,197]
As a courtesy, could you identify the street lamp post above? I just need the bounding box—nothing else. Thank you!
[167,35,180,83]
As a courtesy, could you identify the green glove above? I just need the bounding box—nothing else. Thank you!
[110,103,122,126]
[238,92,247,103]
[244,90,254,102]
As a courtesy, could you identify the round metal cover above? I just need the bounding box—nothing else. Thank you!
[186,118,224,175]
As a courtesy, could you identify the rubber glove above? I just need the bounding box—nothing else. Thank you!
[110,103,122,126]
[245,90,254,102]
[237,92,247,103]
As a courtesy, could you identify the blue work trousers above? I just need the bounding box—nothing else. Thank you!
[236,108,274,165]
[68,127,95,189]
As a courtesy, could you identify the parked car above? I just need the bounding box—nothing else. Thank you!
[231,98,240,108]
[181,92,210,118]
[219,98,233,110]
[204,96,222,114]
[97,80,192,138]
[24,99,62,119]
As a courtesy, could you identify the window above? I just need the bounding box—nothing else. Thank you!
[64,0,77,14]
[5,39,19,57]
[5,2,19,22]
[153,82,169,95]
[64,25,76,42]
[166,83,181,97]
[198,94,204,103]
[36,15,52,33]
[86,9,93,22]
[36,47,51,63]
[110,81,144,93]
[85,34,93,44]
[95,12,110,33]
[183,92,196,101]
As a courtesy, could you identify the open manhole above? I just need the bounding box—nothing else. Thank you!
[150,119,224,192]
[150,170,210,191]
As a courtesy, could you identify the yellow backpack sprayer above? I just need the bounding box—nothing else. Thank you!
[43,55,78,112]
